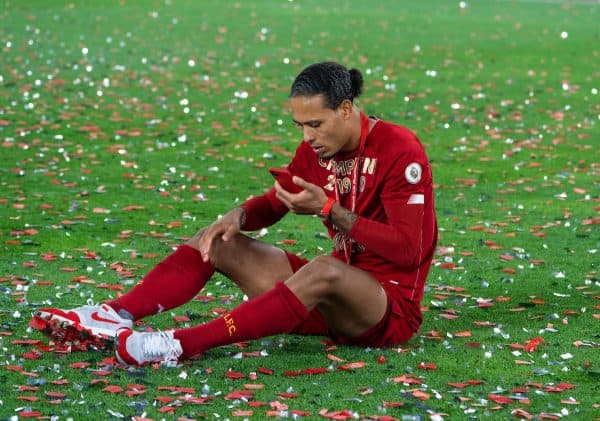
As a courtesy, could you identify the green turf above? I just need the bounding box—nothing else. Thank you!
[0,0,598,419]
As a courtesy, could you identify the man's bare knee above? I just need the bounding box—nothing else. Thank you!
[298,256,345,293]
[311,256,346,278]
[185,228,238,268]
[185,228,207,251]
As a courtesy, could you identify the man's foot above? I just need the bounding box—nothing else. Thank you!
[30,303,133,351]
[115,328,183,366]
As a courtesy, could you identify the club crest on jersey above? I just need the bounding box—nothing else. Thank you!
[405,162,422,184]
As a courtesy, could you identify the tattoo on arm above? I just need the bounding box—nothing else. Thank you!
[329,203,358,233]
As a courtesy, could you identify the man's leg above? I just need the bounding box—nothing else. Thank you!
[30,242,213,349]
[197,230,295,298]
[116,232,306,364]
[201,236,387,339]
[32,228,289,349]
[110,225,293,319]
[107,244,213,320]
[286,255,388,339]
[125,246,388,362]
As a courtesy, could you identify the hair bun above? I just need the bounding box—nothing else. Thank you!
[349,68,364,99]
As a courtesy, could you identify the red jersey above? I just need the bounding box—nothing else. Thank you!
[241,118,438,327]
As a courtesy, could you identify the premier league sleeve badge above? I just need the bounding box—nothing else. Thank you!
[405,162,422,184]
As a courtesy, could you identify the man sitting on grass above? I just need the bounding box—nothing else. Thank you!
[31,61,438,366]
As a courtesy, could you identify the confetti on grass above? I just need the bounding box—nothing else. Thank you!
[1,0,598,419]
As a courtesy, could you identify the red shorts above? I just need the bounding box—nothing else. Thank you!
[285,252,417,348]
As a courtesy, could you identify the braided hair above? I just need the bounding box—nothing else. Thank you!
[290,62,364,109]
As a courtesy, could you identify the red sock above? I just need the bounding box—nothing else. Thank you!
[174,282,309,358]
[107,245,213,320]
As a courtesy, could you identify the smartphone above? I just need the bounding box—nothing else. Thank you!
[268,168,303,193]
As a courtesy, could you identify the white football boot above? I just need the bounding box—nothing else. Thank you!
[30,303,133,351]
[115,328,183,366]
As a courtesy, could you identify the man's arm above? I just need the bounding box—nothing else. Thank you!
[239,188,289,231]
[325,197,427,269]
[327,202,358,233]
[273,173,434,269]
[197,190,288,262]
[347,202,427,268]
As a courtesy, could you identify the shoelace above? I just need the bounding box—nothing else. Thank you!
[142,331,180,363]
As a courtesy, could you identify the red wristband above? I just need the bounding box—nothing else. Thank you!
[319,196,335,219]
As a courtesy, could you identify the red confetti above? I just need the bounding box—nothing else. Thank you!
[69,362,90,369]
[290,410,311,417]
[18,411,42,418]
[390,374,423,385]
[278,392,298,399]
[103,385,124,394]
[524,337,544,352]
[418,362,438,370]
[488,393,513,404]
[337,361,366,371]
[158,406,176,414]
[270,400,289,410]
[327,353,345,363]
[284,367,329,376]
[409,389,430,400]
[157,386,195,394]
[22,350,42,360]
[224,390,254,400]
[257,367,273,375]
[227,370,246,379]
[45,391,67,399]
[512,408,533,419]
[319,409,355,420]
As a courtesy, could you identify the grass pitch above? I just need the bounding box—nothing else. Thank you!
[0,0,598,419]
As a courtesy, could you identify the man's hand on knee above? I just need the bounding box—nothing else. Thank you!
[197,208,245,262]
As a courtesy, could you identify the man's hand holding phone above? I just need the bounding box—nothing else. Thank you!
[269,168,329,216]
[268,168,303,193]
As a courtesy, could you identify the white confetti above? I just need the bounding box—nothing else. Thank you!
[560,353,573,360]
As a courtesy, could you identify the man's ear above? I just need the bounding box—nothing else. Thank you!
[339,99,354,120]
